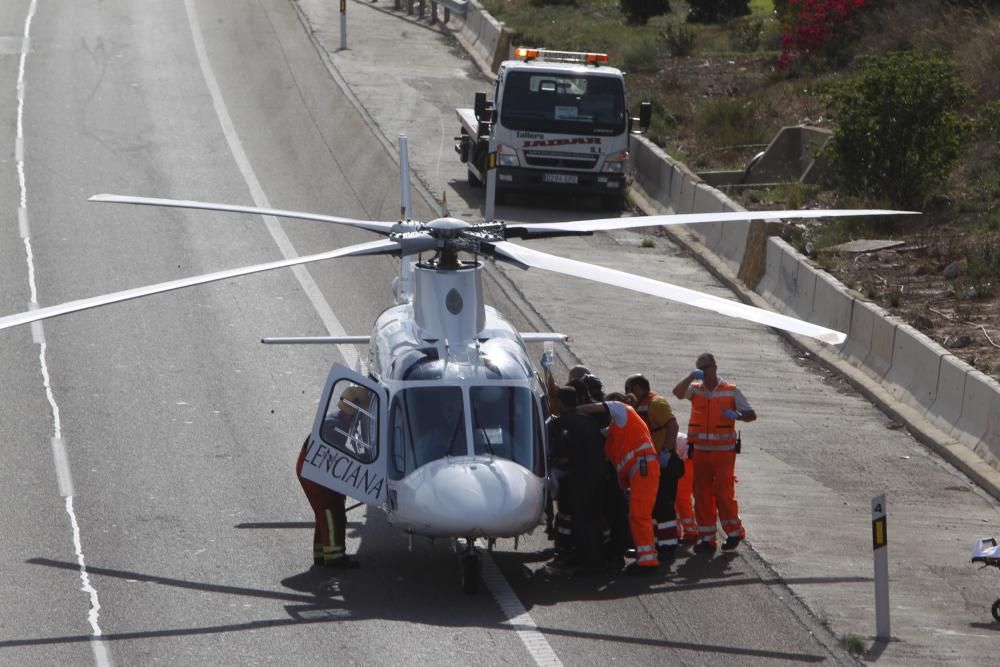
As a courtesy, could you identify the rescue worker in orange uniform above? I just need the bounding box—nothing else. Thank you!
[624,374,682,562]
[578,393,661,575]
[296,385,370,569]
[673,433,698,545]
[673,353,756,552]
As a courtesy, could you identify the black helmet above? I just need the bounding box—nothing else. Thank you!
[582,374,604,400]
[624,373,649,393]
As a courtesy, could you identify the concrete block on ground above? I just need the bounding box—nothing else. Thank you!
[883,325,943,411]
[658,160,674,211]
[927,354,970,436]
[841,298,886,369]
[757,237,784,308]
[811,271,854,336]
[772,245,801,314]
[951,370,997,452]
[788,260,818,321]
[863,307,897,380]
[717,220,749,275]
[691,184,726,252]
[668,164,684,211]
[676,174,697,214]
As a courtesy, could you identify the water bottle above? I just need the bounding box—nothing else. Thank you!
[542,341,554,369]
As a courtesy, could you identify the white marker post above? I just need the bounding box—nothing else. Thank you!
[872,494,890,640]
[484,140,497,222]
[339,0,347,50]
[399,134,412,220]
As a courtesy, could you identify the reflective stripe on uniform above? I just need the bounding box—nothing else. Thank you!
[614,442,656,473]
[656,520,678,546]
[636,544,658,563]
[624,454,659,482]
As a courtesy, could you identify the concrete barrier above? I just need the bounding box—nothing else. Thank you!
[952,370,997,453]
[758,238,784,308]
[841,298,880,368]
[454,0,508,73]
[691,184,726,252]
[927,354,970,435]
[773,240,801,311]
[883,326,944,411]
[787,260,818,321]
[863,308,897,380]
[811,270,854,335]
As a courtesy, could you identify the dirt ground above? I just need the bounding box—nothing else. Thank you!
[805,224,1000,382]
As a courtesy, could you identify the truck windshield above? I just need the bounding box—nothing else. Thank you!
[500,71,626,136]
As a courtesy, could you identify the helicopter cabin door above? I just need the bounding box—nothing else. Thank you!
[300,364,388,507]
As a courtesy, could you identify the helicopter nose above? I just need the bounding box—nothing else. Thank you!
[389,458,544,538]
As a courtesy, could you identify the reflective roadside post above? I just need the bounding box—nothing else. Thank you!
[399,134,412,220]
[340,0,347,50]
[484,140,497,221]
[872,494,890,640]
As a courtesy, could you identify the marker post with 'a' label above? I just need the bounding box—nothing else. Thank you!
[872,494,890,640]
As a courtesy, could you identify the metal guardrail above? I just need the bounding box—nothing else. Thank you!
[393,0,467,24]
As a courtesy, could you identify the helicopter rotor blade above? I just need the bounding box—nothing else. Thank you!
[492,241,846,345]
[90,194,401,235]
[505,208,917,237]
[0,238,413,332]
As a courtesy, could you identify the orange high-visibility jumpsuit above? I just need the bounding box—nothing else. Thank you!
[674,440,697,543]
[686,381,746,546]
[604,402,660,568]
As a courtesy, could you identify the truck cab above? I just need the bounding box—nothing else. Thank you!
[456,48,650,210]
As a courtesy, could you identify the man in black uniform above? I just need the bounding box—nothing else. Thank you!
[547,386,612,575]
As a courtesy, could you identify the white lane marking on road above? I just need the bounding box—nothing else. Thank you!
[16,2,111,665]
[182,0,361,371]
[481,554,563,666]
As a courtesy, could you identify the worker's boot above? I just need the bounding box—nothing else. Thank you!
[721,535,743,551]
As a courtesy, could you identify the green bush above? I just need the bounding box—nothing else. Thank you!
[622,38,660,73]
[823,51,972,209]
[687,0,751,23]
[620,0,670,25]
[661,21,697,56]
[730,17,764,51]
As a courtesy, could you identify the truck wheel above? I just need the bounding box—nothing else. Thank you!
[467,168,483,187]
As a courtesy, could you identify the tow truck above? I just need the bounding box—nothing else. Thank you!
[455,47,651,210]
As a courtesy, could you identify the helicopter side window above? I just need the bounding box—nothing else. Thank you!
[320,382,378,464]
[389,386,466,480]
[470,386,542,475]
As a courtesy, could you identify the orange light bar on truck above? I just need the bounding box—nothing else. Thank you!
[513,47,610,66]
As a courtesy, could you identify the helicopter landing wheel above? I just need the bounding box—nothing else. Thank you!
[461,553,481,594]
[992,598,1000,623]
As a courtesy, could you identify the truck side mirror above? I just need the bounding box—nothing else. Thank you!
[630,102,652,135]
[474,92,487,121]
[638,102,652,131]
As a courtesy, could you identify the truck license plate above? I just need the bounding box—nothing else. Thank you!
[543,173,578,184]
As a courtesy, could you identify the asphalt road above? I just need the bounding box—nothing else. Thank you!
[4,1,989,665]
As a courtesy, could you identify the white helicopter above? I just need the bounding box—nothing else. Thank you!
[0,171,911,592]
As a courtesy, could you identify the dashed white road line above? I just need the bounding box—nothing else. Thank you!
[15,1,112,665]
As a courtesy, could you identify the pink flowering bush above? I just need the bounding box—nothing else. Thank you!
[778,0,867,69]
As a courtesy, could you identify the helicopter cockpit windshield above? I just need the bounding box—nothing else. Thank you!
[389,384,544,480]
